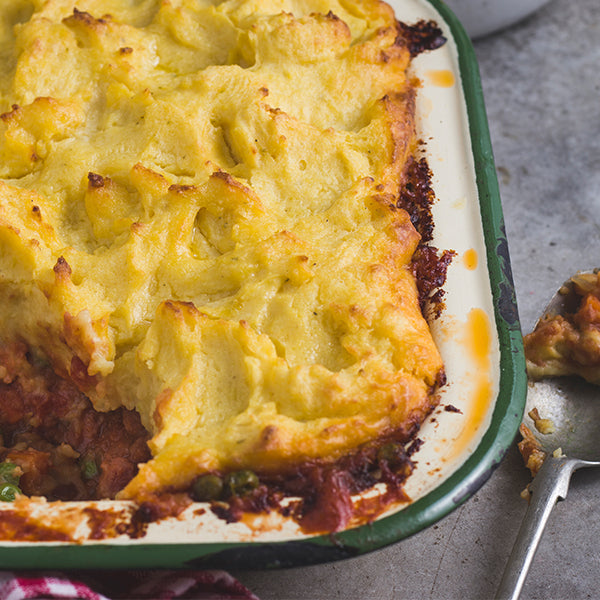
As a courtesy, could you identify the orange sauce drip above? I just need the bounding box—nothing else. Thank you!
[463,248,478,270]
[448,308,494,460]
[426,69,455,88]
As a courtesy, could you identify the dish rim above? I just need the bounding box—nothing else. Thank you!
[0,0,527,569]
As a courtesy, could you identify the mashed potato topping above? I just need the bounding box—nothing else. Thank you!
[0,0,444,505]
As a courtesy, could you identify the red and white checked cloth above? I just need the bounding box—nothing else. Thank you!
[0,570,259,600]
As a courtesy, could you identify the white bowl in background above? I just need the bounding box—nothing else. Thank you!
[443,0,553,38]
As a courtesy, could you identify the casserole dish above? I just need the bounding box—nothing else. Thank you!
[0,0,526,568]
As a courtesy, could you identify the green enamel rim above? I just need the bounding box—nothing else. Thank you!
[0,1,527,570]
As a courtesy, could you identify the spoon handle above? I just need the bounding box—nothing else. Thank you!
[495,455,577,600]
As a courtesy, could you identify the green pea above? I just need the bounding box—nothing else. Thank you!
[0,462,20,486]
[191,474,223,502]
[80,458,99,480]
[0,483,21,502]
[377,442,404,464]
[224,469,259,498]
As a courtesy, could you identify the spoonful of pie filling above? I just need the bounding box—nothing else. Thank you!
[496,271,600,600]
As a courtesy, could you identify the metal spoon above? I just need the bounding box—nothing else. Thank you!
[496,273,600,600]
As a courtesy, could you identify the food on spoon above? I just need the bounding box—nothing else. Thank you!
[524,271,600,384]
[527,408,555,435]
[520,271,600,482]
[0,0,449,534]
[518,423,547,478]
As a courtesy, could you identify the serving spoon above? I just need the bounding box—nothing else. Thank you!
[496,274,600,600]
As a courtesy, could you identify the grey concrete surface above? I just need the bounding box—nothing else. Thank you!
[231,0,600,598]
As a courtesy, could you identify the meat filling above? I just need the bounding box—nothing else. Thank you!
[0,343,151,501]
